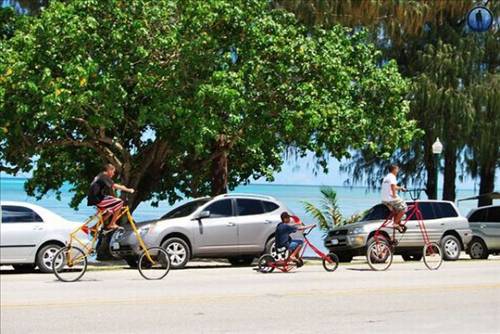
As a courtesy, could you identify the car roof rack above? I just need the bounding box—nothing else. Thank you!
[215,193,275,200]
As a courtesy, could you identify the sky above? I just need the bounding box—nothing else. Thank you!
[255,152,497,191]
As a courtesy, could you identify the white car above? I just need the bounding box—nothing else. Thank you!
[0,201,80,273]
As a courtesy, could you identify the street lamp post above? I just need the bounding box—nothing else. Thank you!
[432,138,443,199]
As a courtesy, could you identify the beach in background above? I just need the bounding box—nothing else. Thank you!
[0,177,491,254]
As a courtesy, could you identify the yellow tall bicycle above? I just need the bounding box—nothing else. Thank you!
[52,205,170,282]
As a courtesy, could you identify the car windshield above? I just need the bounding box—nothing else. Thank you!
[161,199,210,219]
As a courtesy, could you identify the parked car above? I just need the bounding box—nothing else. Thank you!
[0,201,80,273]
[111,194,291,269]
[466,205,500,259]
[324,200,472,262]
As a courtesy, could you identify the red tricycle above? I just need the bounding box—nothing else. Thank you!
[257,220,339,273]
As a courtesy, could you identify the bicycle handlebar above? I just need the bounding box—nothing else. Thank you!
[404,188,426,201]
[303,225,316,236]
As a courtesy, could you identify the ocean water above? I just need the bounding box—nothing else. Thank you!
[0,177,487,254]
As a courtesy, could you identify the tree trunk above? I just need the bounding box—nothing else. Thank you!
[442,144,457,201]
[424,138,437,200]
[211,135,229,196]
[478,161,496,207]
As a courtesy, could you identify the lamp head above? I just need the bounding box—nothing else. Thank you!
[432,138,443,154]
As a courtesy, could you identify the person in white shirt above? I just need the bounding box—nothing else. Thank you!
[381,165,407,232]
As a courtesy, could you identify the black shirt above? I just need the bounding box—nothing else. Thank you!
[87,172,114,205]
[275,222,298,248]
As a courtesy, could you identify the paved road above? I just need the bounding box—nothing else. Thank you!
[1,258,500,334]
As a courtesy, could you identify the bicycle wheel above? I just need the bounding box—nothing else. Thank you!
[138,247,171,280]
[257,254,275,273]
[322,253,339,272]
[367,241,393,271]
[423,242,443,270]
[53,246,88,282]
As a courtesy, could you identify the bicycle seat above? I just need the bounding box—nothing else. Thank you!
[96,207,111,215]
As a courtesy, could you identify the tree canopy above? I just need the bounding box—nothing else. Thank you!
[1,0,416,210]
[280,0,499,203]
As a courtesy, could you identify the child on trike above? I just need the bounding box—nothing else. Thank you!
[257,212,339,273]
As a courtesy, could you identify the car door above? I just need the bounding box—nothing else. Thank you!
[194,199,239,256]
[0,205,46,263]
[236,199,277,253]
[482,207,500,249]
[432,202,460,238]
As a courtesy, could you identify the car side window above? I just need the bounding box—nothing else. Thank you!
[1,205,43,223]
[262,201,279,213]
[362,204,391,221]
[205,200,233,218]
[486,207,500,223]
[236,199,264,216]
[468,209,486,222]
[433,203,459,218]
[416,202,436,220]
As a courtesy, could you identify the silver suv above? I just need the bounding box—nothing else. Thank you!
[324,200,472,262]
[111,194,290,268]
[466,205,500,259]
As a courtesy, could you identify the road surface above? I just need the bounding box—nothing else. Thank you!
[1,258,500,333]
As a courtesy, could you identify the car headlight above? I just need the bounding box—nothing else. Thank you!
[139,225,153,237]
[349,227,364,235]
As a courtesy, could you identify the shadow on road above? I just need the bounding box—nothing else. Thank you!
[345,268,373,272]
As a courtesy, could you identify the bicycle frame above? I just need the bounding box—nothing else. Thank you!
[374,201,432,248]
[272,228,329,272]
[65,206,154,265]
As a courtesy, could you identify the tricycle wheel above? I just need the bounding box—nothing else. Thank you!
[423,242,443,271]
[138,247,171,280]
[322,253,339,272]
[53,246,87,282]
[257,254,275,273]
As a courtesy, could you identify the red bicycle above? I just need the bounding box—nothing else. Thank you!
[367,189,443,271]
[257,224,339,273]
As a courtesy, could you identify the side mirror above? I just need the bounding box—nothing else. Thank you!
[196,210,210,220]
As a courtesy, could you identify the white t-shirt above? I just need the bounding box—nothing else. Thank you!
[381,173,398,202]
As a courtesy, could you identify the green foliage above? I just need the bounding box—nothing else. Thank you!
[0,0,415,210]
[290,0,500,200]
[303,186,363,231]
[0,7,19,40]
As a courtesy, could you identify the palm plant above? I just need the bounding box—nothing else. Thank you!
[302,187,363,232]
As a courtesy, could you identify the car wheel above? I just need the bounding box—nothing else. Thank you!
[12,264,36,273]
[161,237,190,269]
[265,237,288,260]
[124,256,138,268]
[227,256,254,266]
[401,253,423,261]
[441,235,461,261]
[468,238,489,260]
[36,244,63,273]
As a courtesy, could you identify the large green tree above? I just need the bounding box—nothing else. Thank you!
[1,0,415,211]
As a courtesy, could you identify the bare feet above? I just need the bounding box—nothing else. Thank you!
[394,224,407,233]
